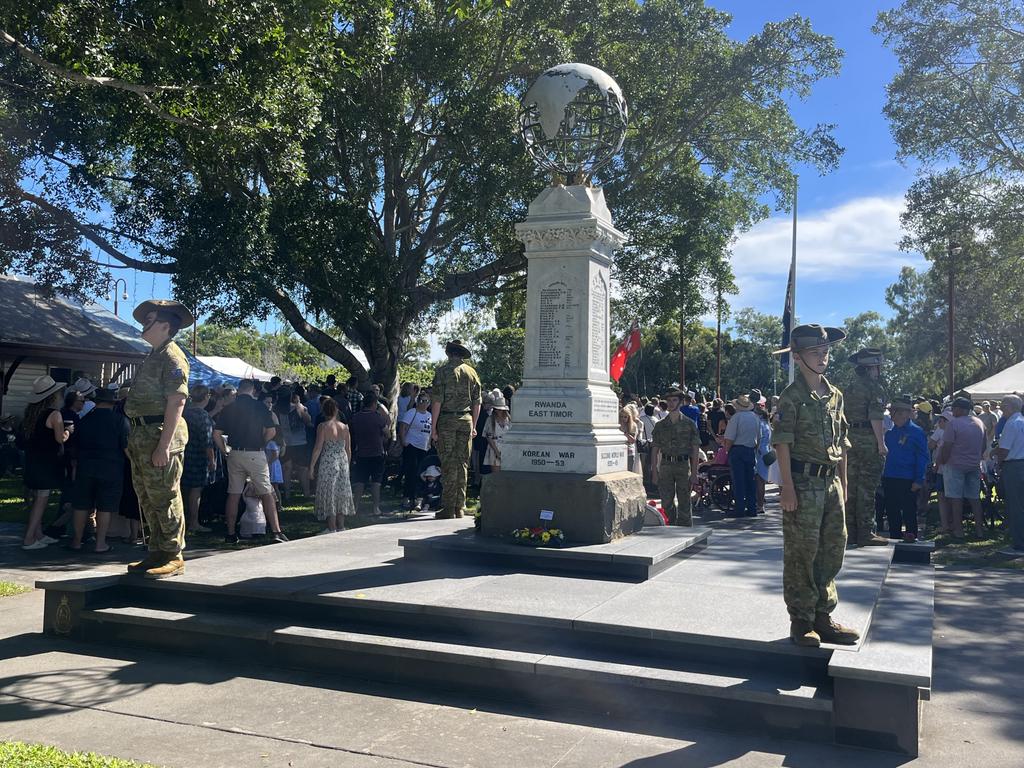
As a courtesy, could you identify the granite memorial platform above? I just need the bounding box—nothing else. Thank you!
[36,517,934,755]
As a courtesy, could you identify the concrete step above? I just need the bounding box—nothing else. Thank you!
[108,578,836,676]
[78,605,834,742]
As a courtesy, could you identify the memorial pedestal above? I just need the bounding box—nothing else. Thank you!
[481,184,646,543]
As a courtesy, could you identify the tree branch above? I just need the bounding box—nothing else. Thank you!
[261,283,368,378]
[15,189,178,273]
[408,250,526,310]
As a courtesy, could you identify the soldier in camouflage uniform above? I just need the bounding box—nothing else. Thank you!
[430,340,482,519]
[650,389,701,526]
[773,324,861,648]
[843,348,890,547]
[124,300,193,579]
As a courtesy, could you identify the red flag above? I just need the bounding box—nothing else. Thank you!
[610,321,641,382]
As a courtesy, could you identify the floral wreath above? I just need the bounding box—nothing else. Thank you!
[511,527,565,547]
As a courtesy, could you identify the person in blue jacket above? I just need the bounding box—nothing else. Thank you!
[882,395,930,542]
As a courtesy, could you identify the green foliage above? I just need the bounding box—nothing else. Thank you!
[475,327,524,389]
[0,581,31,598]
[3,0,843,400]
[876,1,1024,260]
[885,260,1024,397]
[0,741,157,767]
[195,323,326,376]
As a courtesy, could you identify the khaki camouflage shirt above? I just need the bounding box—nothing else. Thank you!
[843,372,887,429]
[772,374,851,466]
[651,413,701,459]
[124,338,190,452]
[430,359,482,420]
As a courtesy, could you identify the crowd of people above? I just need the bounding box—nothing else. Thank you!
[10,366,519,552]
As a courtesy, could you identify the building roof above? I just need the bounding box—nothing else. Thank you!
[0,275,148,362]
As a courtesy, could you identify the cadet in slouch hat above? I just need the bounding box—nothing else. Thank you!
[772,324,862,648]
[843,348,890,547]
[124,300,193,579]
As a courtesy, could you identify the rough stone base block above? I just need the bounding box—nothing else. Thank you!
[479,470,646,544]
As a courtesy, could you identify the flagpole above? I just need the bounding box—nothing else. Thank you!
[788,175,797,386]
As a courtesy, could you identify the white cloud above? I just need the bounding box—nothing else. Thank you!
[726,194,925,315]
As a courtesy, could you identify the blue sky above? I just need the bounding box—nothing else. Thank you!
[98,2,920,350]
[713,0,923,328]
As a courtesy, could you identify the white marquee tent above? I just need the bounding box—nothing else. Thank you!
[196,356,274,382]
[963,360,1024,402]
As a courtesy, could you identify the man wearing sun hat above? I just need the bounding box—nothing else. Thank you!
[430,339,482,519]
[123,299,194,579]
[772,324,861,648]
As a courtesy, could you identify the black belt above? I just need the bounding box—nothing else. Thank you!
[849,420,874,429]
[791,459,836,479]
[128,415,164,427]
[661,455,687,463]
[230,447,265,453]
[441,410,471,415]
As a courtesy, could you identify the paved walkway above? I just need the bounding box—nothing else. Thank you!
[1,505,1023,766]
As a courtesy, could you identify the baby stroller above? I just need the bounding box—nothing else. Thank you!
[694,461,733,512]
[416,449,443,513]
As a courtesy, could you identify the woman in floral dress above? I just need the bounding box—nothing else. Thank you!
[309,398,355,532]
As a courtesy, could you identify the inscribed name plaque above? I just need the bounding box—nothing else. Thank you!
[537,281,578,371]
[590,273,608,372]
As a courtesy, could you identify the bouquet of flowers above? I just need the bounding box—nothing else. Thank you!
[511,527,565,547]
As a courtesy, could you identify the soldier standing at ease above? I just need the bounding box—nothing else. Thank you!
[650,389,701,526]
[843,348,889,547]
[772,324,861,648]
[124,300,193,579]
[430,340,482,519]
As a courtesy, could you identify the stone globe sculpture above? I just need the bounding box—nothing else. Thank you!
[519,63,628,184]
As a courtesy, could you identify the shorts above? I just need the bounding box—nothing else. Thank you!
[351,456,385,484]
[71,473,123,513]
[226,450,273,496]
[942,466,980,499]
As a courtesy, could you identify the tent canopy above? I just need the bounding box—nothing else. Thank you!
[963,360,1024,402]
[184,354,274,387]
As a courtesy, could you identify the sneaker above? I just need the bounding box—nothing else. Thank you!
[39,535,60,545]
[997,547,1024,557]
[224,533,239,545]
[814,614,860,645]
[21,539,48,551]
[188,524,212,534]
[271,531,289,543]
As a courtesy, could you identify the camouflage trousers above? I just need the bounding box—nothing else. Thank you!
[437,415,473,516]
[127,428,185,555]
[658,461,691,526]
[846,433,883,543]
[782,474,847,623]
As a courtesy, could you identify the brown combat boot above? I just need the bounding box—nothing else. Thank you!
[127,551,167,574]
[790,620,821,648]
[434,511,455,520]
[814,613,860,645]
[857,532,890,546]
[144,555,184,580]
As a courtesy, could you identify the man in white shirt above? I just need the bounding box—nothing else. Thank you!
[399,394,433,509]
[995,395,1024,555]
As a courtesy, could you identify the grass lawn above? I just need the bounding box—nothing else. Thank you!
[0,742,158,768]
[0,467,479,551]
[0,581,32,597]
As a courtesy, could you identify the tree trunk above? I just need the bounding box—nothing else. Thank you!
[678,316,686,388]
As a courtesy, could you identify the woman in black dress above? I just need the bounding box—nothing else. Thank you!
[21,376,71,550]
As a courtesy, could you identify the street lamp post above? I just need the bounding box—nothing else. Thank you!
[947,241,962,398]
[106,278,129,316]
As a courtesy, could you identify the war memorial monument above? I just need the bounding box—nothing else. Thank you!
[35,64,935,757]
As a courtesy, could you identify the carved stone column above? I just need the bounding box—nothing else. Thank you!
[480,184,646,543]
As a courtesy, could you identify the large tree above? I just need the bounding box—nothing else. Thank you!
[2,0,842,401]
[876,0,1024,253]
